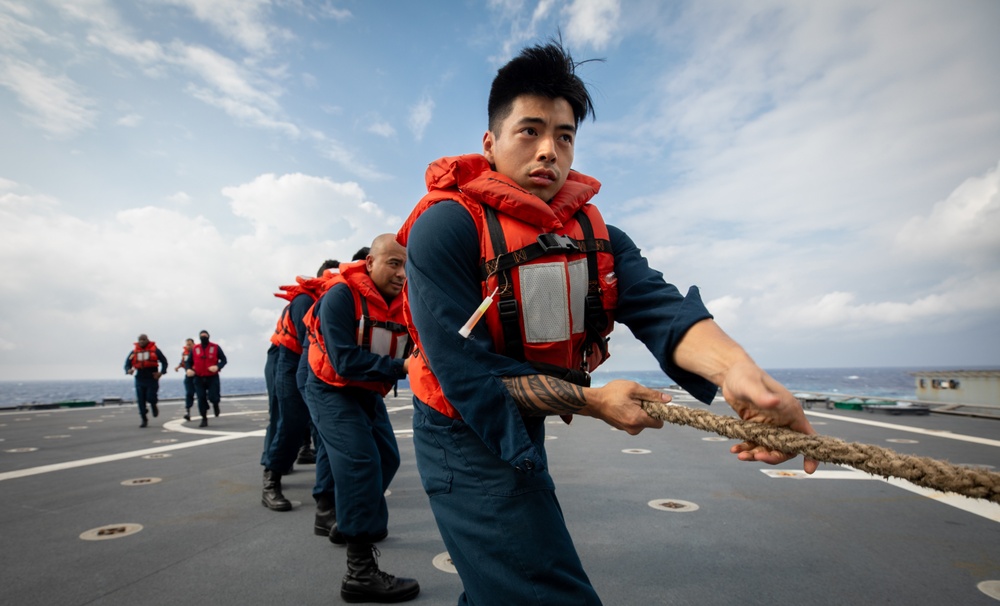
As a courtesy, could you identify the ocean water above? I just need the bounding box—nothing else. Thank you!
[0,376,269,409]
[3,366,991,409]
[590,367,931,400]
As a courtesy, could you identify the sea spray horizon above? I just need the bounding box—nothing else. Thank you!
[2,366,996,409]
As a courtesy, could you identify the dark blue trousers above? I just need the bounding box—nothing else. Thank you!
[183,375,195,411]
[134,378,159,417]
[261,345,279,466]
[297,348,333,501]
[412,398,601,606]
[262,347,312,473]
[194,375,220,417]
[305,375,399,542]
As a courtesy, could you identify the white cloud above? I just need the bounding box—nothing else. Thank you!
[314,135,391,181]
[408,94,435,142]
[223,172,400,241]
[0,58,97,137]
[0,172,400,380]
[705,294,743,329]
[563,0,620,49]
[157,0,289,55]
[368,120,396,138]
[165,191,192,205]
[895,160,1000,266]
[116,112,142,127]
[170,42,300,135]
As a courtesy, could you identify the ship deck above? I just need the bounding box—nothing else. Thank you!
[1,390,999,605]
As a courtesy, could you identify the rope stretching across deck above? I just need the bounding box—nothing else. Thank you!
[639,401,1000,505]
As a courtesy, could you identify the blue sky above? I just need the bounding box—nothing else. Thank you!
[1,0,998,381]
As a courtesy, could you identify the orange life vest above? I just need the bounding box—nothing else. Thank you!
[191,342,220,377]
[397,154,618,419]
[305,260,410,396]
[131,341,160,370]
[270,275,335,354]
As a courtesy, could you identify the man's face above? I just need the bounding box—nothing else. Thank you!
[483,94,576,203]
[367,247,406,300]
[137,336,149,346]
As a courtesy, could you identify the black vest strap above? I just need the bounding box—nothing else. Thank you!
[484,206,524,362]
[358,296,407,351]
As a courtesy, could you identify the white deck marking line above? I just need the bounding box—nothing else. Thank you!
[760,467,1000,523]
[883,476,1000,522]
[0,433,251,482]
[803,410,1000,447]
[0,411,266,482]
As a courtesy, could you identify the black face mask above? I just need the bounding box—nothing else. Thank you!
[200,336,209,346]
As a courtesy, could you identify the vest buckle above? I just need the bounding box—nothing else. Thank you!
[536,233,579,253]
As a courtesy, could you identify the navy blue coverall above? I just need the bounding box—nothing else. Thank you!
[405,201,717,605]
[304,282,406,543]
[123,348,167,419]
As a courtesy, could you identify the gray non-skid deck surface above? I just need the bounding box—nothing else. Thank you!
[1,392,998,605]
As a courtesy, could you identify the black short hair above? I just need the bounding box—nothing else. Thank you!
[317,259,340,277]
[351,247,370,261]
[488,39,597,134]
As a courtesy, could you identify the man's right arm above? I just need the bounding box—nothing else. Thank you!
[500,374,668,434]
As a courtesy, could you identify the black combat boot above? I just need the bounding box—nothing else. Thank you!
[139,414,148,428]
[261,469,292,511]
[314,493,336,536]
[341,543,419,603]
[199,416,208,427]
[212,401,220,417]
[150,402,159,417]
[296,444,316,465]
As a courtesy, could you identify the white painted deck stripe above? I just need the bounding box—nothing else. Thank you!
[804,410,1000,447]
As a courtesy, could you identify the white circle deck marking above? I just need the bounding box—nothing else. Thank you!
[142,453,172,459]
[432,552,457,574]
[886,438,919,444]
[648,499,699,512]
[68,426,88,430]
[44,435,71,439]
[80,523,143,541]
[978,580,1000,600]
[5,447,38,453]
[702,436,728,442]
[545,435,558,440]
[622,448,651,454]
[153,439,178,444]
[121,477,162,486]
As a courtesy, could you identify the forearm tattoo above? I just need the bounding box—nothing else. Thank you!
[502,375,587,416]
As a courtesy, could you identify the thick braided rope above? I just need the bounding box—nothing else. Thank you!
[639,401,1000,504]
